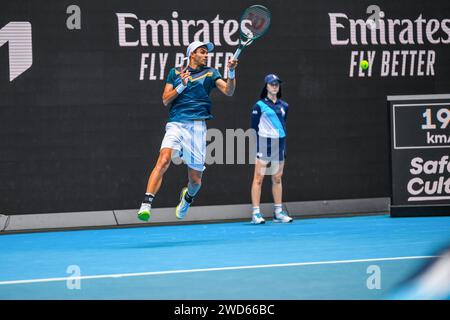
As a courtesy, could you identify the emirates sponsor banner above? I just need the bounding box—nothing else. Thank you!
[1,0,450,214]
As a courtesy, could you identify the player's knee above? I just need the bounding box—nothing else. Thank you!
[156,156,171,172]
[253,175,264,186]
[272,175,282,184]
[188,169,203,185]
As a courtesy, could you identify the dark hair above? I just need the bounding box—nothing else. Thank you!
[260,84,282,99]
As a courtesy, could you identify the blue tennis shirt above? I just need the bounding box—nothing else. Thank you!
[251,98,288,138]
[166,66,222,122]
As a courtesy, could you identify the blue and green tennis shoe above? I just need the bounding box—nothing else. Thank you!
[175,187,192,220]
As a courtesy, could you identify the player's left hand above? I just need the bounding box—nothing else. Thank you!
[227,59,238,70]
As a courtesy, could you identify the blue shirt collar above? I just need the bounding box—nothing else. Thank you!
[187,65,207,73]
[264,97,279,105]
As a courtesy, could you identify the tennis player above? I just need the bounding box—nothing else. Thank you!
[250,74,293,224]
[137,41,238,221]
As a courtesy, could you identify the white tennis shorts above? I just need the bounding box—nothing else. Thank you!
[160,120,207,172]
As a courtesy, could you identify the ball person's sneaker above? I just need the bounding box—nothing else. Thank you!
[251,213,266,224]
[273,210,293,223]
[175,187,191,220]
[137,203,151,222]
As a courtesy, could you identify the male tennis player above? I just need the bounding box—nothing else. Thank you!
[137,41,238,221]
[250,74,293,224]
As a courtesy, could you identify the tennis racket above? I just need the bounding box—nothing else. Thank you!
[233,5,271,60]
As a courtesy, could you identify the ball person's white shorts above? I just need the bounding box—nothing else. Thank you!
[160,120,207,172]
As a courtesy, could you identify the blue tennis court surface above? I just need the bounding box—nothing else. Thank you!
[0,214,449,299]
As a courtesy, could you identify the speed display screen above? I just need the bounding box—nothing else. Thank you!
[389,95,450,217]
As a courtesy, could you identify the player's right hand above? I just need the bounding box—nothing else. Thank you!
[180,66,191,86]
[227,59,238,71]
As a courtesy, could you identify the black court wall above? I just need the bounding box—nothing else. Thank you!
[1,0,450,214]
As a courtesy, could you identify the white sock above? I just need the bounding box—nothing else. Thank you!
[252,207,260,215]
[274,204,283,214]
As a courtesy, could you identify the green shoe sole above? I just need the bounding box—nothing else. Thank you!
[138,211,150,222]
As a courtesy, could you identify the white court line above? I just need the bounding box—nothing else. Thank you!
[0,256,437,286]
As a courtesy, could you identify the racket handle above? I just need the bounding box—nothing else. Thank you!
[233,48,242,60]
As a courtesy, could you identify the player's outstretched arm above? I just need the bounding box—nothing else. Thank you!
[216,59,238,97]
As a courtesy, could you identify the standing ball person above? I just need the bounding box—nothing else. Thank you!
[250,74,293,224]
[137,41,238,221]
